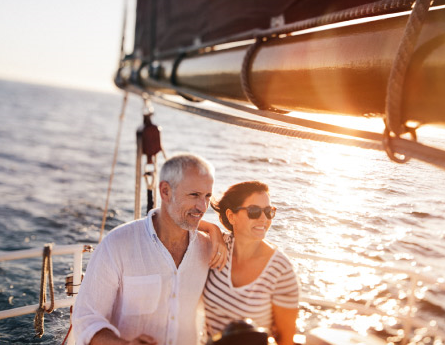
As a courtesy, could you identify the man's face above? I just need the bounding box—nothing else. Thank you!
[166,167,214,231]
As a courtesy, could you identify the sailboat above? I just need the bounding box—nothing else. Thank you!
[1,0,445,344]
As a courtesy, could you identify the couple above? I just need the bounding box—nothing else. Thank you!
[72,153,299,345]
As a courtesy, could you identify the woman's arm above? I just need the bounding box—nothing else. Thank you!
[272,304,299,345]
[198,219,228,270]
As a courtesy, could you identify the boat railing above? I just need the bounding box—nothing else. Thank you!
[0,244,88,345]
[1,245,444,343]
[289,251,445,341]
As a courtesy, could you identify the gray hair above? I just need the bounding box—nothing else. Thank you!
[160,153,215,189]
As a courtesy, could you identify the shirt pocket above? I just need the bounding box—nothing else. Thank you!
[122,274,161,316]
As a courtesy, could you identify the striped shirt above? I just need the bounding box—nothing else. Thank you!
[203,233,299,338]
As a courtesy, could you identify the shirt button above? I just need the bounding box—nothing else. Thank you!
[172,293,176,298]
[169,341,172,345]
[171,316,175,320]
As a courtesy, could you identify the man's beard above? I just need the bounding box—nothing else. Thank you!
[166,194,201,231]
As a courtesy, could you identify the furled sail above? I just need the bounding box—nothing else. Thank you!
[119,0,445,127]
[115,0,445,168]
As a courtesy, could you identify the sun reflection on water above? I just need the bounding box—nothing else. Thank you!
[294,254,444,343]
[292,244,445,344]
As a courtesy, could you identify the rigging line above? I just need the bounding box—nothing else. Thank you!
[150,93,445,170]
[144,79,383,141]
[240,38,264,109]
[240,37,287,113]
[150,93,382,151]
[99,92,128,243]
[392,137,445,170]
[135,80,445,169]
[385,0,432,135]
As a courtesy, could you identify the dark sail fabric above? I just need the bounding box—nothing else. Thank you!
[133,0,444,59]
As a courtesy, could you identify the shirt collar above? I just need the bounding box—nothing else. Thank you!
[146,208,159,242]
[145,208,199,244]
[189,228,198,243]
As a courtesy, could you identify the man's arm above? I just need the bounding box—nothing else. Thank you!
[198,219,228,270]
[90,329,157,345]
[72,242,122,345]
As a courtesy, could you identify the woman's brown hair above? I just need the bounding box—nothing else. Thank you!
[211,181,269,231]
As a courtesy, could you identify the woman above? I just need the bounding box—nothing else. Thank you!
[203,181,299,345]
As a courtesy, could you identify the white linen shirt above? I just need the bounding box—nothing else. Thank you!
[72,208,212,345]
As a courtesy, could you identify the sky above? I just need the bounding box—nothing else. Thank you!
[0,0,136,93]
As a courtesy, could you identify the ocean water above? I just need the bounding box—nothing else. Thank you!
[0,79,444,344]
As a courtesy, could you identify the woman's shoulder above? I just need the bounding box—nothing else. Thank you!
[259,240,276,260]
[265,244,296,272]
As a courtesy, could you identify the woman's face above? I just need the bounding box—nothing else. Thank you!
[229,191,273,241]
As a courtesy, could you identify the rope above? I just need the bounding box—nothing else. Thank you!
[99,92,128,243]
[149,80,383,142]
[170,52,187,86]
[152,94,383,151]
[240,37,288,113]
[61,324,72,345]
[241,38,268,111]
[385,0,432,136]
[148,92,445,170]
[60,306,73,345]
[383,126,417,163]
[34,243,55,338]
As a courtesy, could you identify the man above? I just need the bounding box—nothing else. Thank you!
[73,153,227,345]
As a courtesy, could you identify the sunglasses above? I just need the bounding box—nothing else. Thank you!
[234,205,276,219]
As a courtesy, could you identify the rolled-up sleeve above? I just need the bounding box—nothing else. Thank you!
[72,240,121,345]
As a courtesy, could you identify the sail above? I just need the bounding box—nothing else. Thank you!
[134,0,436,58]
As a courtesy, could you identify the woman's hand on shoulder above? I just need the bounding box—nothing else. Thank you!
[198,219,228,271]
